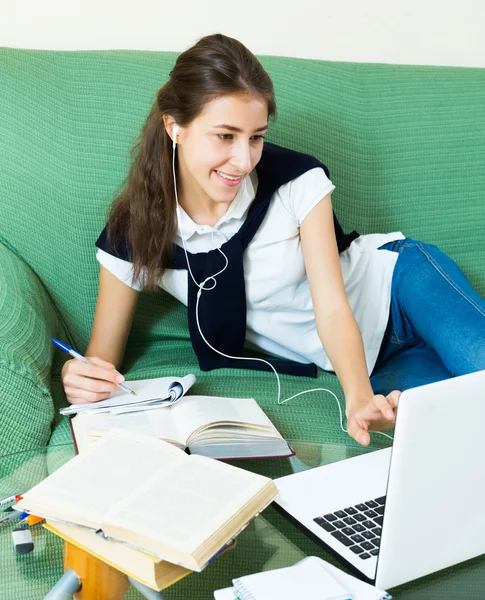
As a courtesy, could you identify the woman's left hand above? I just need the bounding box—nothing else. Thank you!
[345,390,401,446]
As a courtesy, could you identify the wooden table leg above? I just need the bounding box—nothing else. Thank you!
[64,541,130,600]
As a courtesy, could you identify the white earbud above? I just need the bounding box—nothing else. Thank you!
[172,125,180,149]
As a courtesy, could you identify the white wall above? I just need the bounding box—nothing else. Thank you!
[1,0,484,68]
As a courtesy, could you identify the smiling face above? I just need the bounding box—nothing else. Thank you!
[170,93,269,219]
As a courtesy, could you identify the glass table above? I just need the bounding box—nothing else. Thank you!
[1,441,484,599]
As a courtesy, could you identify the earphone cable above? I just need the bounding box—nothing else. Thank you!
[173,141,229,291]
[172,135,393,443]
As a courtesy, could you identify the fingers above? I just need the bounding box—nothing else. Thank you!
[67,357,122,384]
[63,387,112,404]
[346,418,370,447]
[88,356,118,372]
[69,374,118,394]
[346,392,400,446]
[386,390,401,408]
[85,357,124,382]
[62,357,124,405]
[372,394,396,421]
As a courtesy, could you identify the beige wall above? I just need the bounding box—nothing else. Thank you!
[1,0,484,67]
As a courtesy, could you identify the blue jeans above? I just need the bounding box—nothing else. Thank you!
[369,238,485,396]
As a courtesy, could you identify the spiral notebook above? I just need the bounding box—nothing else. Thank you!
[214,556,392,600]
[233,557,351,600]
[60,374,196,415]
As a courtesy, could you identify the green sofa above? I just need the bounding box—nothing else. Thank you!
[0,48,484,598]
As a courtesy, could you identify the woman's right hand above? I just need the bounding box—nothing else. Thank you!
[346,390,401,446]
[61,357,126,405]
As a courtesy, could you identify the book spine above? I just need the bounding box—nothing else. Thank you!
[207,541,232,564]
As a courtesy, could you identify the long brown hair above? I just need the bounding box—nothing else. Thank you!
[106,33,277,291]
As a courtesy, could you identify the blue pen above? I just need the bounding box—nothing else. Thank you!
[52,338,137,396]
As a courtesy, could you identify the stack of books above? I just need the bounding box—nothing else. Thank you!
[15,429,278,591]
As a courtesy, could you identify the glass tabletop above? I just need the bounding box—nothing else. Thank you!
[1,441,484,599]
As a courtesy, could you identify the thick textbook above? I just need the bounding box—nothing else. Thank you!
[70,394,294,460]
[60,374,196,416]
[44,520,191,591]
[15,430,277,571]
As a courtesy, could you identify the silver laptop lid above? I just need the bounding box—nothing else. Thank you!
[376,369,485,589]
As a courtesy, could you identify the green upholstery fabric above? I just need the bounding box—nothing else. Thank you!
[1,49,484,455]
[1,50,484,357]
[1,48,484,598]
[0,242,68,455]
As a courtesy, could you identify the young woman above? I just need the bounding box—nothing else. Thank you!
[61,34,485,446]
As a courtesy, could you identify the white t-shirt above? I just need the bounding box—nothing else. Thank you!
[97,167,404,374]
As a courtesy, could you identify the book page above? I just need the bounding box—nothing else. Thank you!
[74,409,185,451]
[16,431,187,529]
[102,454,273,559]
[192,425,280,441]
[171,396,277,444]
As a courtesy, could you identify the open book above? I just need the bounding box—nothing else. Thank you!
[70,395,294,460]
[59,375,196,415]
[15,430,277,571]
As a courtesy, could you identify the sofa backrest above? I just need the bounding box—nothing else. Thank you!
[1,48,484,352]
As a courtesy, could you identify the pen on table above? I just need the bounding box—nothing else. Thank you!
[17,511,44,526]
[51,338,137,396]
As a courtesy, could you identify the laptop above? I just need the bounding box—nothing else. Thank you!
[274,370,485,590]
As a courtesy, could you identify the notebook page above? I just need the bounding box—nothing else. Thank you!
[171,396,277,443]
[16,431,187,529]
[233,556,351,600]
[60,374,196,415]
[102,454,273,557]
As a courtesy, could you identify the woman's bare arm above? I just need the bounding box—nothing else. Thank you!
[300,194,397,444]
[86,265,140,369]
[300,194,374,401]
[62,265,140,404]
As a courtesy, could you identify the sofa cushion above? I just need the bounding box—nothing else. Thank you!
[0,242,68,454]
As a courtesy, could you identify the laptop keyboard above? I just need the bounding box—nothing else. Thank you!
[313,496,386,560]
